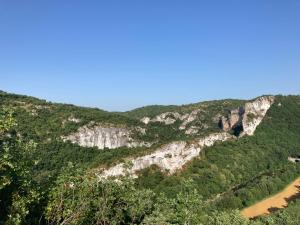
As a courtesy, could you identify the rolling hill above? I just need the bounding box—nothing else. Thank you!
[1,90,300,225]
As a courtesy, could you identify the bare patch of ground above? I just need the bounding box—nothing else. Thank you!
[241,177,300,218]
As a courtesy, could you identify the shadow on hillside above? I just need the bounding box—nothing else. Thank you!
[267,206,282,213]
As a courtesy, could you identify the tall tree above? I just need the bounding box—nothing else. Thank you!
[0,108,39,225]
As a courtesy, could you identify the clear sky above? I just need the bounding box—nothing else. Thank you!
[1,1,299,111]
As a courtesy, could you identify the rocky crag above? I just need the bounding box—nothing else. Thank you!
[63,123,151,150]
[140,109,203,132]
[97,132,233,179]
[220,96,275,136]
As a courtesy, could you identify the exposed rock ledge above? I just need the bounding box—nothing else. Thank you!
[242,96,275,136]
[62,123,150,150]
[97,132,233,179]
[140,109,202,130]
[288,157,300,163]
[220,96,275,136]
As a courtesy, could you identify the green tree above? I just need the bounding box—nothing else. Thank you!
[46,165,155,225]
[207,210,250,225]
[143,179,204,225]
[0,108,39,225]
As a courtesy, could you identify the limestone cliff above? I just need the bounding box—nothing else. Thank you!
[220,96,275,136]
[140,109,203,132]
[141,112,182,125]
[63,123,151,150]
[241,96,275,136]
[97,132,233,179]
[220,107,244,132]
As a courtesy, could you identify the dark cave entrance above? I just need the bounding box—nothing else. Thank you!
[232,124,244,137]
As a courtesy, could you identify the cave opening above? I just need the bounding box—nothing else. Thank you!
[232,124,244,137]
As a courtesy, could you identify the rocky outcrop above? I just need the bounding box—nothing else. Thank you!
[220,96,275,136]
[179,109,202,130]
[62,116,81,126]
[241,96,275,136]
[141,117,150,125]
[68,116,81,123]
[185,126,199,135]
[97,132,234,179]
[220,107,245,132]
[288,157,300,163]
[142,112,182,125]
[140,109,203,133]
[63,123,151,150]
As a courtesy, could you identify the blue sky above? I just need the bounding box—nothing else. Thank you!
[0,1,299,111]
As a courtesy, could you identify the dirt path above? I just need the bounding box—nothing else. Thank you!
[241,177,300,218]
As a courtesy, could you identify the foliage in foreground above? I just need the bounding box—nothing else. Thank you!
[45,167,300,225]
[45,165,205,225]
[0,109,39,225]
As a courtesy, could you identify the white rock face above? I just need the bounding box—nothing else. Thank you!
[220,96,275,136]
[68,116,81,123]
[179,109,201,130]
[97,132,233,179]
[241,96,275,136]
[63,124,150,150]
[150,112,182,125]
[288,157,300,163]
[141,117,150,124]
[220,108,244,132]
[185,126,199,135]
[140,109,203,132]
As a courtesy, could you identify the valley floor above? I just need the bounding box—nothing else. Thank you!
[241,177,300,218]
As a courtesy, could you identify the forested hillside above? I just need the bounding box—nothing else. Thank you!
[0,91,300,225]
